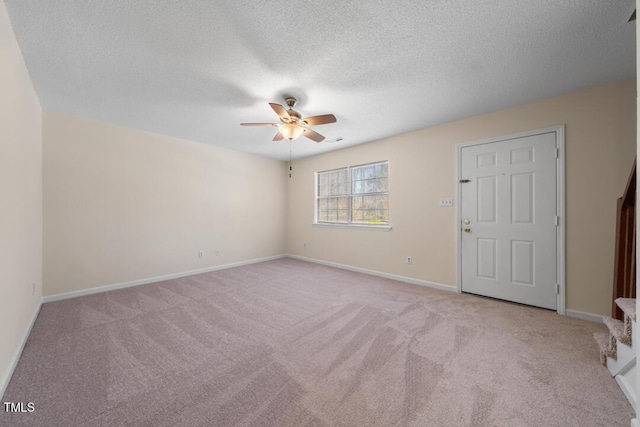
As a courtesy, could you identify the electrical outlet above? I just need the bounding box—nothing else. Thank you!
[406,256,412,264]
[198,251,204,258]
[439,198,453,207]
[215,250,221,256]
[303,242,307,248]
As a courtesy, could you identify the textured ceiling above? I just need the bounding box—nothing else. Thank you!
[4,0,636,160]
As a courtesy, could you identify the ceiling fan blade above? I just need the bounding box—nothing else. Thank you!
[269,103,290,120]
[273,131,284,141]
[302,114,336,126]
[302,128,325,143]
[240,122,278,126]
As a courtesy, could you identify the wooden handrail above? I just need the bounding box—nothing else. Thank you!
[612,158,636,320]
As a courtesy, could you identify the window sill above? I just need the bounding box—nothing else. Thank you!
[312,223,392,231]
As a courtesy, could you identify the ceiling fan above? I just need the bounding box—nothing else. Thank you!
[241,97,336,142]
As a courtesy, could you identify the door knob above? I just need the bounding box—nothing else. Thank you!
[463,228,471,233]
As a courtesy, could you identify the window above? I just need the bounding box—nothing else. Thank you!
[316,161,389,226]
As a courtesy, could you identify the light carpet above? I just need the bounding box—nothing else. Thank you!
[0,258,633,426]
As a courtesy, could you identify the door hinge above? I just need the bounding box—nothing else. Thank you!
[554,215,559,226]
[556,283,560,294]
[555,148,560,158]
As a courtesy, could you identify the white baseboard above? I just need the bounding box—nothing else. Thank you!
[287,256,615,323]
[566,309,605,323]
[286,254,457,293]
[631,418,640,427]
[1,299,42,400]
[42,255,286,303]
[616,373,638,413]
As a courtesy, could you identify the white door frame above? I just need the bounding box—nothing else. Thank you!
[455,125,566,315]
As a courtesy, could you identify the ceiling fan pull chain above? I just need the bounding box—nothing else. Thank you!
[289,141,293,178]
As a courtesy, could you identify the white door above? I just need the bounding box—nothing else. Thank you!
[460,131,558,310]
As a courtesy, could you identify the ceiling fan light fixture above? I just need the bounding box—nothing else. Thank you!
[280,123,304,140]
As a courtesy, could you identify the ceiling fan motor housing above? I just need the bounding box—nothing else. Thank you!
[284,97,301,122]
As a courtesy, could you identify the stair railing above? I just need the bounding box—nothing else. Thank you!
[612,158,637,320]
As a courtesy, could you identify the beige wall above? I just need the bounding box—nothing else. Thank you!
[287,79,636,317]
[0,0,42,396]
[43,111,287,296]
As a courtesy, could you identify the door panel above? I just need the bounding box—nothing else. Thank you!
[511,240,534,286]
[477,176,497,223]
[460,131,557,310]
[477,238,497,279]
[511,173,533,224]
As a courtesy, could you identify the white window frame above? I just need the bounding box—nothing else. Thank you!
[314,161,391,231]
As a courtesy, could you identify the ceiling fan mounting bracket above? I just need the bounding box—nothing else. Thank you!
[284,97,297,108]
